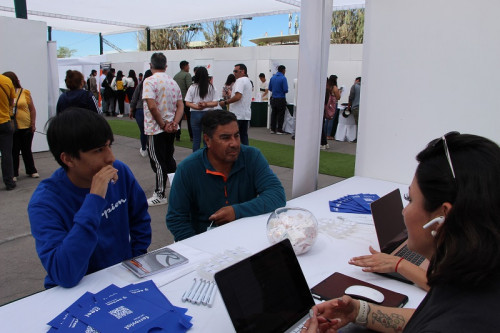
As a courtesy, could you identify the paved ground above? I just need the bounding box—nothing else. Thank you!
[0,120,356,306]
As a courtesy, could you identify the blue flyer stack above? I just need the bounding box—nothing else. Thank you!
[329,193,380,214]
[48,280,192,332]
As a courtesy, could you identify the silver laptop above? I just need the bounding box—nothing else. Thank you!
[214,239,314,333]
[370,189,429,284]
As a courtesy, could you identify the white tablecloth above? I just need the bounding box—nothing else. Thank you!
[0,177,426,332]
[335,106,357,142]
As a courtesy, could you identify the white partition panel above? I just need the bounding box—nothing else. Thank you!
[0,16,49,152]
[355,0,500,184]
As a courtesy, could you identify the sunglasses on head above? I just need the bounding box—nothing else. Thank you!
[431,131,460,179]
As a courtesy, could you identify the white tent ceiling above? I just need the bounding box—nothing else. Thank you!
[0,0,365,35]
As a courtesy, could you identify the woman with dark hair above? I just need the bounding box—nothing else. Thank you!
[325,75,340,140]
[102,70,115,116]
[303,133,500,333]
[56,70,99,114]
[125,69,138,104]
[221,74,236,111]
[111,70,127,118]
[130,70,153,157]
[2,71,39,180]
[185,67,219,151]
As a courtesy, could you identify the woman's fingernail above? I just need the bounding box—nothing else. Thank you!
[309,309,315,318]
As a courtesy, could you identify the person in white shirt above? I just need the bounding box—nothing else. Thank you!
[219,63,252,145]
[142,53,184,206]
[185,67,219,152]
[257,73,269,102]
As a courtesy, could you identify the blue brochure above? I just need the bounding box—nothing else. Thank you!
[329,193,380,214]
[48,282,193,333]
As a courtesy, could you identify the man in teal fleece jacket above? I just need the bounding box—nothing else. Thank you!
[166,110,286,241]
[28,108,151,288]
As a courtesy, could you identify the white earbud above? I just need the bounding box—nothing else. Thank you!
[423,216,445,230]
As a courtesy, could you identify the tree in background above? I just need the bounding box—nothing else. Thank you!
[203,20,242,48]
[138,24,202,51]
[331,8,364,44]
[57,46,77,58]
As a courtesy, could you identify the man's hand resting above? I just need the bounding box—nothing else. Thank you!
[209,206,236,226]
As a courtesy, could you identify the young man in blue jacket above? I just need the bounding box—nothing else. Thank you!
[166,110,286,241]
[28,108,151,288]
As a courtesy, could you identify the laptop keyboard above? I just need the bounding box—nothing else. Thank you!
[395,245,425,265]
[289,317,308,333]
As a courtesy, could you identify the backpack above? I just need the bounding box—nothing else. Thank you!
[86,78,91,90]
[116,80,124,91]
[324,94,337,120]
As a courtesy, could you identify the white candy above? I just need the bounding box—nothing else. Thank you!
[267,211,318,255]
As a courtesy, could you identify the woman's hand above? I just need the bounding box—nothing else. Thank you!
[301,296,358,332]
[349,246,400,273]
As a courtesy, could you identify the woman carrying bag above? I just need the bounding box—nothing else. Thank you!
[3,71,38,180]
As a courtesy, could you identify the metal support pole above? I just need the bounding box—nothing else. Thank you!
[48,26,52,41]
[13,0,27,19]
[146,28,151,51]
[99,33,103,55]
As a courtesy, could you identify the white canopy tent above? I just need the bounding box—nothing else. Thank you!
[1,0,365,198]
[0,0,364,34]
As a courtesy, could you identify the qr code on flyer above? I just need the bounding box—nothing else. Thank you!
[109,305,133,319]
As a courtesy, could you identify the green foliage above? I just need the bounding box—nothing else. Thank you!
[201,20,242,48]
[138,24,202,51]
[57,46,77,58]
[331,9,365,44]
[107,119,355,178]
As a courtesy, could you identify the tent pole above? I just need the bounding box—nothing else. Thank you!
[146,28,151,51]
[13,0,27,19]
[99,33,103,55]
[292,0,332,198]
[48,26,52,41]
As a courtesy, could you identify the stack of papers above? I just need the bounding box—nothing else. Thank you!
[48,280,192,332]
[329,193,380,214]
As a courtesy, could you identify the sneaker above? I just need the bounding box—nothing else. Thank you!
[139,148,148,157]
[320,145,327,150]
[117,114,124,118]
[270,130,276,134]
[147,193,168,206]
[13,177,17,182]
[276,131,284,135]
[6,182,16,191]
[29,173,40,178]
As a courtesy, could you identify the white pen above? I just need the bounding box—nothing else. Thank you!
[192,279,206,304]
[195,280,210,305]
[182,278,197,302]
[187,278,202,302]
[202,281,214,305]
[207,282,217,308]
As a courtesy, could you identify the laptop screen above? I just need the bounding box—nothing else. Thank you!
[215,239,315,333]
[370,189,408,254]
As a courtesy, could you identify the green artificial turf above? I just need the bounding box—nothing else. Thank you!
[107,118,355,178]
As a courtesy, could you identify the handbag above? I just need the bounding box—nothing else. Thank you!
[11,88,23,131]
[324,94,336,120]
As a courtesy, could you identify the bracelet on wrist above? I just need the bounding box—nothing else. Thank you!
[355,300,369,326]
[395,257,405,273]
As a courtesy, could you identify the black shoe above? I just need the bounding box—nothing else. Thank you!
[175,137,180,141]
[291,135,295,140]
[6,182,16,191]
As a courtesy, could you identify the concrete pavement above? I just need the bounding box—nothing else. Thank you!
[0,121,356,306]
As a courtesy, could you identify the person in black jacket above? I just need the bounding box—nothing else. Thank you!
[56,70,100,115]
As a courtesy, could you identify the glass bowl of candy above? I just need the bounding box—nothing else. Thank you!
[266,207,318,255]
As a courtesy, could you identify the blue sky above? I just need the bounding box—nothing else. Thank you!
[52,14,300,57]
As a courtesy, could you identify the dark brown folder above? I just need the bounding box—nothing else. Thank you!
[311,272,409,308]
